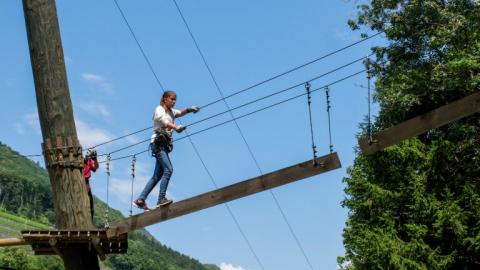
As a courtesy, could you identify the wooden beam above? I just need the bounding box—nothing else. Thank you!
[0,238,27,247]
[107,152,341,237]
[359,91,480,155]
[48,238,62,257]
[90,236,106,261]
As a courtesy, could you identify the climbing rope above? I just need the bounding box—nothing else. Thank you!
[104,154,111,228]
[129,155,136,217]
[365,57,373,144]
[305,82,318,165]
[325,86,334,153]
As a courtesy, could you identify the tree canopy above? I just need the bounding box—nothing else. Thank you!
[341,0,480,269]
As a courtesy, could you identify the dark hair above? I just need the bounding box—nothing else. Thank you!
[161,91,176,104]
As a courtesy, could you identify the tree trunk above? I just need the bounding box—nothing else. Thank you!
[22,0,99,269]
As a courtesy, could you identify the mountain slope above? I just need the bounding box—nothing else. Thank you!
[0,142,220,270]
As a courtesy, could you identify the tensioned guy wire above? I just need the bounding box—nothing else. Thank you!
[305,82,318,166]
[95,52,371,158]
[172,1,316,269]
[129,155,136,217]
[98,70,365,164]
[199,33,383,109]
[325,86,333,153]
[364,57,373,144]
[113,0,165,91]
[113,1,267,268]
[23,35,381,157]
[95,53,372,155]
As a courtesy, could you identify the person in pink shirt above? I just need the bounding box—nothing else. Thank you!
[83,149,98,220]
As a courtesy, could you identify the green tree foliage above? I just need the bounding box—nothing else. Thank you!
[0,143,55,224]
[0,247,63,270]
[341,0,480,269]
[0,142,219,270]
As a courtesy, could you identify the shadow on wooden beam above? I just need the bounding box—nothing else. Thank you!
[107,152,341,237]
[359,91,480,155]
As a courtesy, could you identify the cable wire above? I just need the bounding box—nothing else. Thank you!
[97,53,371,157]
[172,1,319,268]
[113,0,165,91]
[199,32,383,109]
[185,132,265,270]
[98,70,365,163]
[114,1,266,267]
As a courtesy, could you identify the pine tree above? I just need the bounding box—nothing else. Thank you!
[340,1,480,269]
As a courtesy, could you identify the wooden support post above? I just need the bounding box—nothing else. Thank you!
[107,152,341,237]
[0,238,27,247]
[48,238,62,257]
[22,0,99,268]
[90,236,106,261]
[359,91,480,155]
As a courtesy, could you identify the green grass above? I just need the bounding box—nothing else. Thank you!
[0,218,32,231]
[0,226,22,237]
[0,211,50,230]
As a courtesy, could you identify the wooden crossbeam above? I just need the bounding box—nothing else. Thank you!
[91,236,106,261]
[359,91,480,155]
[107,152,341,237]
[0,238,27,247]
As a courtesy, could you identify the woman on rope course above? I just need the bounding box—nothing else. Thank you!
[83,148,99,220]
[133,90,199,210]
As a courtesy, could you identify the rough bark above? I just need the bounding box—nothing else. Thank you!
[22,0,99,269]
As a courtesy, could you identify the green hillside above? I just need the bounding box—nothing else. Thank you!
[0,142,220,270]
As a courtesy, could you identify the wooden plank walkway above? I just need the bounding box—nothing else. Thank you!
[107,152,341,237]
[359,91,480,155]
[21,229,127,260]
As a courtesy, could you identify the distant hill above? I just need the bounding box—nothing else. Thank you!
[0,142,220,270]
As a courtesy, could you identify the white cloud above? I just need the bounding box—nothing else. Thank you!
[219,263,246,270]
[76,119,114,147]
[82,73,105,82]
[14,123,25,135]
[80,102,111,118]
[82,72,114,94]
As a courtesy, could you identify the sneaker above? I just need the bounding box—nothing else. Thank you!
[132,199,148,210]
[156,198,173,207]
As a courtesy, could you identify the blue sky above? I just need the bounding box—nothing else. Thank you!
[0,1,382,269]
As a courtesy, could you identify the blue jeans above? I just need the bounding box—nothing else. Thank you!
[139,147,173,203]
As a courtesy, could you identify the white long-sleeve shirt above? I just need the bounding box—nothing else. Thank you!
[151,105,181,142]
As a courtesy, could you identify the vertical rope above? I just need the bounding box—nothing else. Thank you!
[129,155,136,217]
[325,86,333,153]
[305,82,318,165]
[365,57,373,144]
[104,154,111,228]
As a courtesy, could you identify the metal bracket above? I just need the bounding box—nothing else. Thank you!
[42,136,83,168]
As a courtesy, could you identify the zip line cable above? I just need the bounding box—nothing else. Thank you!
[113,0,266,267]
[172,1,322,268]
[185,133,266,270]
[112,0,165,92]
[90,53,371,153]
[199,32,383,109]
[187,54,372,128]
[94,53,371,157]
[98,70,365,164]
[21,52,371,159]
[90,126,152,150]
